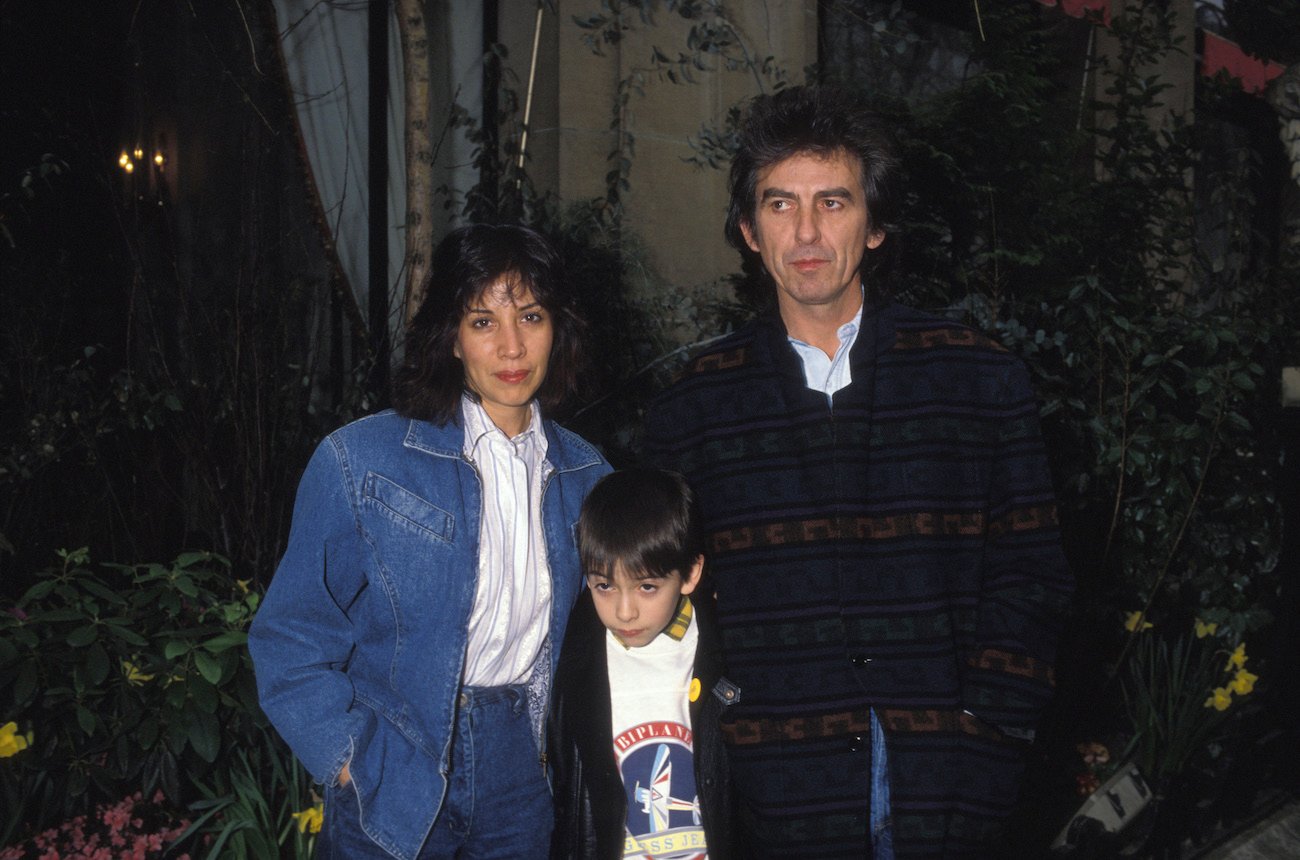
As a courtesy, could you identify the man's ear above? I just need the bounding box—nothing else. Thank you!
[866,229,885,250]
[740,219,761,254]
[680,555,705,596]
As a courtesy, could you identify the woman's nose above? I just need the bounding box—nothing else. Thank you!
[498,323,524,357]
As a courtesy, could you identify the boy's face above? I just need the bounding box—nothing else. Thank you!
[587,557,704,648]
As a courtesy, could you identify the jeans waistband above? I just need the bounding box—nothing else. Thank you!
[458,684,526,709]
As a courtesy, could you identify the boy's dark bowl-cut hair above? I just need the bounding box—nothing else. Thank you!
[578,469,703,581]
[392,223,585,425]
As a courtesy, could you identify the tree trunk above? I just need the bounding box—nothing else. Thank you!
[396,0,432,323]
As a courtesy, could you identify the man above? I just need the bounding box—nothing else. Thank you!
[644,86,1073,858]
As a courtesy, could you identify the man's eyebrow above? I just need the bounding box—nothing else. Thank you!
[758,186,856,200]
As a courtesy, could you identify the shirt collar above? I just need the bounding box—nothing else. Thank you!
[460,394,547,460]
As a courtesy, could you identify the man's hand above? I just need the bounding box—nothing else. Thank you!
[338,761,352,787]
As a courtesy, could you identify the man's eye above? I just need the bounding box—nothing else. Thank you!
[822,199,843,210]
[771,200,791,211]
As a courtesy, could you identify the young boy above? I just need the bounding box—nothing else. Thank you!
[548,468,737,860]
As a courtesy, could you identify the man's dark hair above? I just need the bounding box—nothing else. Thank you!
[578,469,703,582]
[725,85,903,299]
[392,223,584,425]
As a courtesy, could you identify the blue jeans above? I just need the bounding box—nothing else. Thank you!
[316,686,551,859]
[871,709,894,860]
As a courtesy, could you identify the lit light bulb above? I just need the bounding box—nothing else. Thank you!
[153,152,164,166]
[133,147,144,160]
[119,152,130,168]
[124,161,135,174]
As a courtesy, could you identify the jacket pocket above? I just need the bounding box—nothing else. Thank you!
[362,472,454,544]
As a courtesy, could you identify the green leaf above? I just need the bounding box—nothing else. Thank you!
[187,710,221,762]
[67,624,99,647]
[86,642,110,686]
[195,651,223,685]
[21,579,57,603]
[105,623,150,647]
[76,704,98,735]
[191,676,220,713]
[164,640,190,660]
[0,636,17,666]
[81,580,127,606]
[175,551,212,569]
[201,631,248,654]
[12,661,37,706]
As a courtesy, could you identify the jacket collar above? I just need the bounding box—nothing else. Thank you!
[399,402,603,472]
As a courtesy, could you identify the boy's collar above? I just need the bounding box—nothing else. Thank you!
[662,595,693,642]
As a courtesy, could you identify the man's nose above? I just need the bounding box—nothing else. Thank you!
[795,206,819,244]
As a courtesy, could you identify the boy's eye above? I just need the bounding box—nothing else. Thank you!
[638,583,659,594]
[589,580,612,592]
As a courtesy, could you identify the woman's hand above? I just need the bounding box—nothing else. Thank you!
[339,761,352,787]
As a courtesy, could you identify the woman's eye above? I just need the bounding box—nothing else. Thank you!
[522,311,545,324]
[469,317,492,329]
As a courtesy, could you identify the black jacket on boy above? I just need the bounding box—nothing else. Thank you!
[548,589,738,860]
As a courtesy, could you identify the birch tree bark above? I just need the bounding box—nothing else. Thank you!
[396,0,432,323]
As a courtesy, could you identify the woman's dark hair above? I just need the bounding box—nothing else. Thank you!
[392,223,584,425]
[577,469,703,582]
[724,85,903,302]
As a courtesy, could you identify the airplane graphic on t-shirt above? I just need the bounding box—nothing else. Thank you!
[633,744,701,831]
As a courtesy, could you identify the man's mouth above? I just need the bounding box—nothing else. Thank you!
[791,257,830,272]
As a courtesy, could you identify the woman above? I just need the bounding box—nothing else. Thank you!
[249,224,611,859]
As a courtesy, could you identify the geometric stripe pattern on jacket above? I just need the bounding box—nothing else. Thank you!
[644,302,1074,858]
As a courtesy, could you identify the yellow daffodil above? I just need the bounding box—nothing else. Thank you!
[122,660,156,686]
[235,578,252,594]
[1194,619,1217,639]
[1225,643,1248,672]
[0,722,31,758]
[1204,686,1232,712]
[1124,611,1153,633]
[292,804,324,834]
[1231,669,1258,696]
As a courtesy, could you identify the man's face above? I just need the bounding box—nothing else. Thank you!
[740,149,884,323]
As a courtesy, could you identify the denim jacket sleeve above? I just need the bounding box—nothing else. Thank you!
[249,434,367,785]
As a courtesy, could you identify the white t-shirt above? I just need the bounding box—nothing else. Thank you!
[607,608,707,860]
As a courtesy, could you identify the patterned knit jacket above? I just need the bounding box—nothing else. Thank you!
[644,302,1073,858]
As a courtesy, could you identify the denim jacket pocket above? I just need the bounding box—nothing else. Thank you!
[362,472,455,544]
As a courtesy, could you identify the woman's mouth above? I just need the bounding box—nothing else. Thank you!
[494,370,529,384]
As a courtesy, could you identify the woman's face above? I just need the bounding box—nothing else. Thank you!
[453,277,553,436]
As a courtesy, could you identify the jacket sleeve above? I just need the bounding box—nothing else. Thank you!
[547,671,583,859]
[248,435,368,784]
[963,358,1074,738]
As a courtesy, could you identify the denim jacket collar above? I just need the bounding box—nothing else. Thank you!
[400,403,604,473]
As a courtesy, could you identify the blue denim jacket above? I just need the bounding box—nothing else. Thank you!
[249,408,610,859]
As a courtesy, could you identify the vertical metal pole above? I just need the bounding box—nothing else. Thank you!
[369,0,391,394]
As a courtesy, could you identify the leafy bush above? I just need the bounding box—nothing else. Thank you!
[0,549,314,857]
